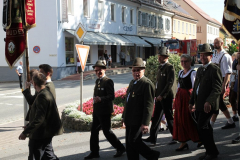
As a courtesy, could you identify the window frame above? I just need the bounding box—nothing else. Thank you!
[65,37,75,66]
[68,0,74,15]
[122,6,126,23]
[138,11,142,26]
[83,0,89,17]
[111,3,116,21]
[178,20,180,33]
[130,9,134,24]
[98,1,104,20]
[182,22,184,34]
[173,20,176,32]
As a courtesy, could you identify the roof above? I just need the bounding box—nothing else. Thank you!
[183,0,221,26]
[162,0,198,21]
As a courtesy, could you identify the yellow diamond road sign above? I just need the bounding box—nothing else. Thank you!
[75,23,87,43]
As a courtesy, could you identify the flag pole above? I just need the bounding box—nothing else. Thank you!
[24,29,30,125]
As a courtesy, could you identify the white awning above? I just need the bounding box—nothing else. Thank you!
[65,30,115,45]
[97,33,134,46]
[141,37,163,47]
[122,35,151,47]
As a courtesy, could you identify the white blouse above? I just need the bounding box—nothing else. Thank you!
[177,69,196,89]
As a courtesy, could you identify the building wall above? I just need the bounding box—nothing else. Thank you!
[206,24,220,44]
[172,18,197,40]
[0,0,59,82]
[173,0,220,44]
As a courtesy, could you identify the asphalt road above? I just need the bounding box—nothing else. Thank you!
[0,72,133,125]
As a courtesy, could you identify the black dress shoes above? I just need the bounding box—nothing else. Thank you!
[197,142,203,148]
[84,152,100,159]
[232,136,240,144]
[148,151,160,160]
[232,116,239,122]
[221,122,236,129]
[199,154,217,160]
[168,139,177,145]
[175,143,189,151]
[113,148,126,158]
[159,128,164,132]
[142,137,156,145]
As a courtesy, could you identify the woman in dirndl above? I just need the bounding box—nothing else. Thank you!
[173,54,200,151]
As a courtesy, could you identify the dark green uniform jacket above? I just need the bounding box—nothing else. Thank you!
[22,88,63,139]
[23,81,56,121]
[123,76,155,126]
[190,63,222,111]
[93,76,114,115]
[156,63,175,99]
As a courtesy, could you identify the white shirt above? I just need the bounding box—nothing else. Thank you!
[16,65,23,74]
[160,60,168,67]
[46,79,52,83]
[212,49,232,77]
[177,69,196,89]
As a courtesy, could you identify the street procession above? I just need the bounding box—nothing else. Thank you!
[1,0,240,160]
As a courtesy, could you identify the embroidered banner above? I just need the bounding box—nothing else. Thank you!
[5,0,26,69]
[222,0,240,43]
[2,0,11,30]
[23,0,36,30]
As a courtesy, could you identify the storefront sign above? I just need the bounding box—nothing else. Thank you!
[33,46,40,53]
[88,23,101,29]
[62,0,68,22]
[123,25,133,32]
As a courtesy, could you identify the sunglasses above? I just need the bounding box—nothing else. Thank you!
[132,69,142,72]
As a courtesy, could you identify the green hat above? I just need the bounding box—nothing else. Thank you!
[129,57,146,69]
[199,43,213,54]
[158,46,170,57]
[92,60,106,69]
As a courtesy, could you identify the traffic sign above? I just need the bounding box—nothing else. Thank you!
[33,46,40,53]
[75,44,90,71]
[75,23,87,43]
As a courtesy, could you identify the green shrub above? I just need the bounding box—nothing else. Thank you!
[145,54,182,85]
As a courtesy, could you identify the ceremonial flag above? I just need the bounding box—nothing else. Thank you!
[222,0,240,43]
[5,0,26,68]
[3,0,36,69]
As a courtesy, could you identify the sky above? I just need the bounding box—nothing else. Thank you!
[191,0,224,24]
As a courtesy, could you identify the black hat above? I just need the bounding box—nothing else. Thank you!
[92,60,106,69]
[129,57,146,69]
[158,46,170,57]
[199,43,213,54]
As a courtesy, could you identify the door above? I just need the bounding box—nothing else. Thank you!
[111,45,116,62]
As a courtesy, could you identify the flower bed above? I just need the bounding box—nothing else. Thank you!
[61,87,128,131]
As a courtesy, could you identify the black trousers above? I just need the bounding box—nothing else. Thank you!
[126,125,158,160]
[196,110,219,156]
[19,73,22,89]
[149,99,174,143]
[28,137,58,160]
[121,58,125,65]
[90,114,124,153]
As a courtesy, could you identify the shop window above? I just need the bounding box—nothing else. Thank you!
[98,45,104,58]
[65,37,74,65]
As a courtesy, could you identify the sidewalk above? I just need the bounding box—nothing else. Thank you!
[61,66,131,81]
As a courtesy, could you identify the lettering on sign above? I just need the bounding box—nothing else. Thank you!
[6,29,24,36]
[123,25,133,32]
[88,23,101,29]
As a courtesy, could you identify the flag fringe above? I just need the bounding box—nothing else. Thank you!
[5,50,25,69]
[222,25,240,45]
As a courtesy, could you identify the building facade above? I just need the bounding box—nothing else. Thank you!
[173,0,221,45]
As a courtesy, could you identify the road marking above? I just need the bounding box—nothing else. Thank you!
[3,96,23,99]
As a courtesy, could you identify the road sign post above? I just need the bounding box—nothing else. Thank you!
[75,44,90,111]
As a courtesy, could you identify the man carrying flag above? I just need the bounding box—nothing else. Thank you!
[222,0,240,144]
